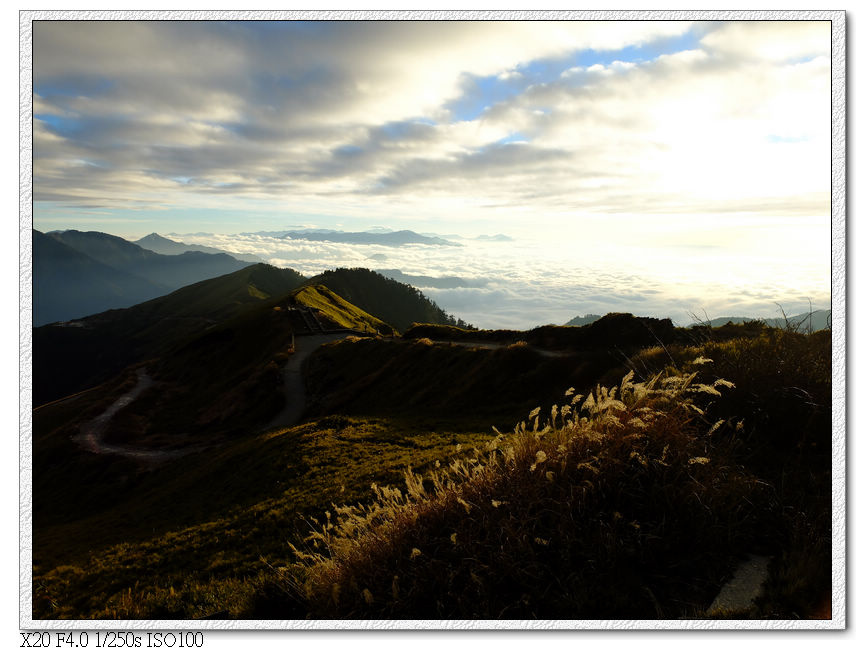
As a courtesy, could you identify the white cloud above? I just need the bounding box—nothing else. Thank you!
[700,20,830,62]
[172,223,830,330]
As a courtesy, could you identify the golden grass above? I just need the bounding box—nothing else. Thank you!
[283,368,778,618]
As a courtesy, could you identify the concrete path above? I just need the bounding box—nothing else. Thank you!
[707,555,772,615]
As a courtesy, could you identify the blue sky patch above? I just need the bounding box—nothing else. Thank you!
[445,26,704,122]
[496,132,529,145]
[35,113,82,137]
[333,144,365,157]
[36,76,115,99]
[377,119,437,140]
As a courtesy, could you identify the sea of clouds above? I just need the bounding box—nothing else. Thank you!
[172,228,831,330]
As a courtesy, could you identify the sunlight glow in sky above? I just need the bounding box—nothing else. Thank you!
[31,19,832,326]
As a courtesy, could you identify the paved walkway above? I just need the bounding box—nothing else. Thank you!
[265,332,356,430]
[707,555,771,615]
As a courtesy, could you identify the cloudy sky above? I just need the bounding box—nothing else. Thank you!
[30,18,832,327]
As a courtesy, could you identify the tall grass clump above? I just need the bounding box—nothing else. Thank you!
[696,329,832,618]
[280,369,775,619]
[608,327,832,618]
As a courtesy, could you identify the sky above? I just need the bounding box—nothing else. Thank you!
[29,18,833,327]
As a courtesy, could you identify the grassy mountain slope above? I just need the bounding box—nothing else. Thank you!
[292,285,394,334]
[33,264,306,407]
[35,280,395,449]
[305,268,461,332]
[32,326,831,620]
[275,328,831,620]
[302,338,611,428]
[33,230,171,326]
[32,411,493,618]
[134,283,398,439]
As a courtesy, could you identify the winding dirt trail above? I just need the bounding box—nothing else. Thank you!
[263,335,573,431]
[74,368,193,462]
[75,334,572,454]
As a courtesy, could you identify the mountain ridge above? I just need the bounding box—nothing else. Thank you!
[49,229,254,291]
[133,232,264,263]
[280,229,458,247]
[33,230,170,326]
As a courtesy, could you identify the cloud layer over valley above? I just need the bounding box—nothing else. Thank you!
[173,228,830,329]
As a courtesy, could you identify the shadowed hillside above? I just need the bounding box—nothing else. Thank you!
[33,230,170,326]
[33,264,306,406]
[405,313,677,350]
[32,321,831,621]
[133,232,264,263]
[49,230,253,291]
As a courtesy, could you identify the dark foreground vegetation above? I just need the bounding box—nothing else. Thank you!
[260,326,832,620]
[32,288,832,620]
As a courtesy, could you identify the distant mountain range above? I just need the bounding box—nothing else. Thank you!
[133,233,264,263]
[441,233,513,242]
[564,314,603,327]
[33,230,254,325]
[280,229,458,247]
[33,230,170,326]
[563,310,831,332]
[49,230,253,288]
[693,310,831,332]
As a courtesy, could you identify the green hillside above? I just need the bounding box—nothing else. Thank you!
[292,285,394,335]
[305,268,464,332]
[33,264,306,407]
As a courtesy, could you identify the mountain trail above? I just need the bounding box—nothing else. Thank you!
[265,332,356,430]
[74,367,195,463]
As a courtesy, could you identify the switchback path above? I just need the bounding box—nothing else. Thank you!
[74,368,195,463]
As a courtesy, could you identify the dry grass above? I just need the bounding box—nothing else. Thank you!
[281,368,777,619]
